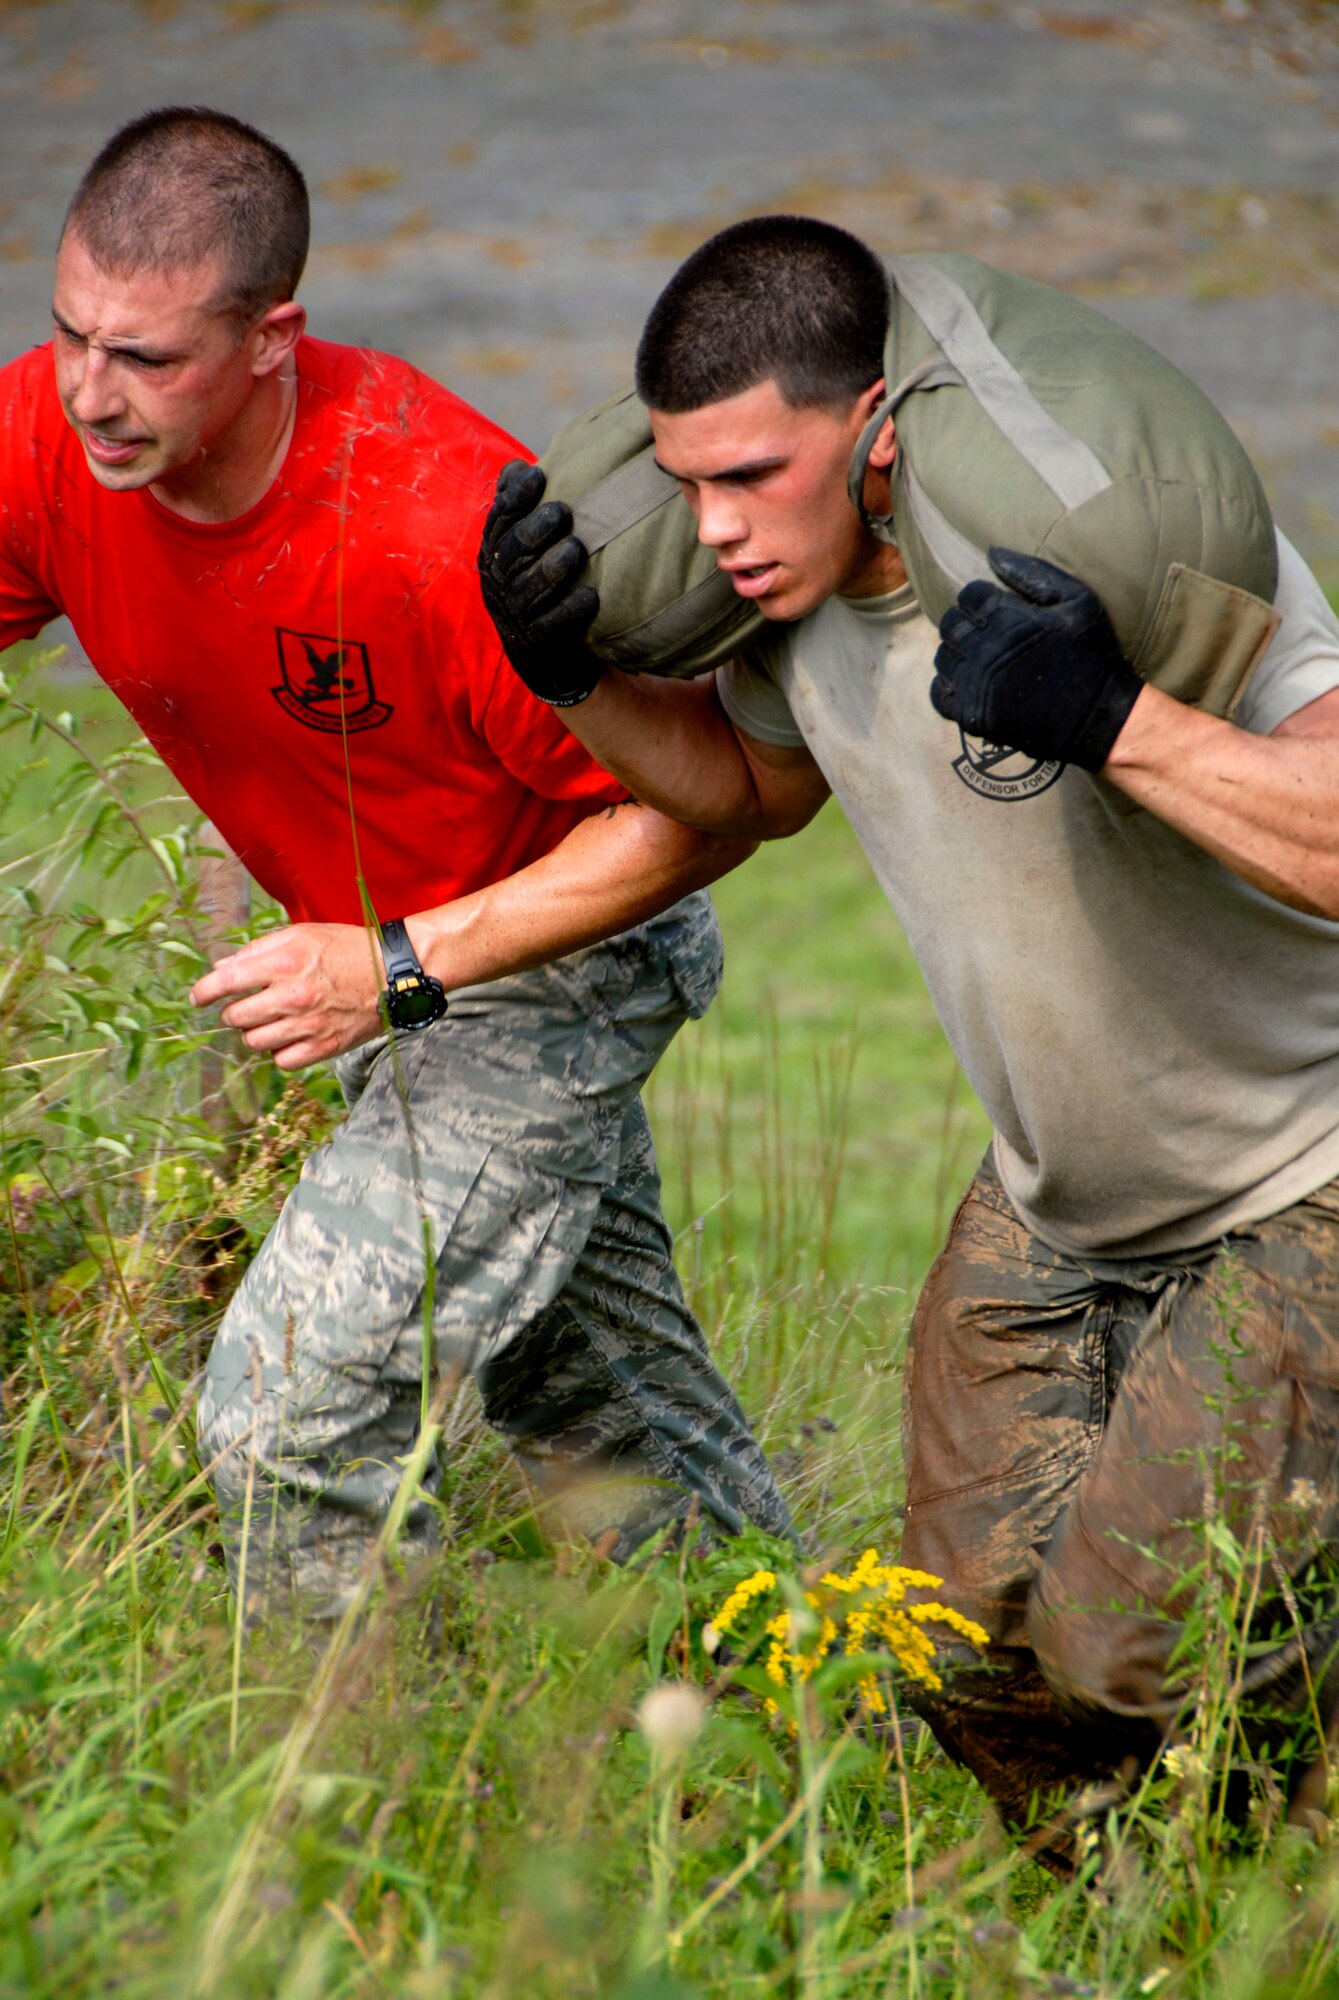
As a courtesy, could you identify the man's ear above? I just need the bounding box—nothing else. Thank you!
[250,298,306,379]
[867,414,897,470]
[853,377,897,471]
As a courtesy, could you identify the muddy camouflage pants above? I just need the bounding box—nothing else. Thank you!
[901,1156,1339,1849]
[197,893,790,1618]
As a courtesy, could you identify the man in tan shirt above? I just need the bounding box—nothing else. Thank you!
[479,214,1339,1865]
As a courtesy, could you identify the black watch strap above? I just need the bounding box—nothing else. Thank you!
[381,917,424,985]
[379,917,448,1030]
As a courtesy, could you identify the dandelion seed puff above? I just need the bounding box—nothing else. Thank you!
[637,1682,705,1757]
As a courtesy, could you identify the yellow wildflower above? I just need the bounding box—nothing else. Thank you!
[708,1568,777,1636]
[703,1568,778,1654]
[704,1549,989,1722]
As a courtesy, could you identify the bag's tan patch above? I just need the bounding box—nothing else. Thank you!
[1134,563,1281,719]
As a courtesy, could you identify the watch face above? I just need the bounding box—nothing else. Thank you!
[388,978,446,1029]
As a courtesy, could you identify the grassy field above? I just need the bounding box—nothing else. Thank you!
[1,652,1337,1999]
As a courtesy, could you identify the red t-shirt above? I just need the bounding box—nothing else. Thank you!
[0,338,624,922]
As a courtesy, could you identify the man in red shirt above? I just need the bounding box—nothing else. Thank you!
[1,107,788,1618]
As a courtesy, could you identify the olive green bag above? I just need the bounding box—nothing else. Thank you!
[539,253,1280,714]
[538,384,758,677]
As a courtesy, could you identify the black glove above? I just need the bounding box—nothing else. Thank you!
[931,548,1143,772]
[477,460,605,708]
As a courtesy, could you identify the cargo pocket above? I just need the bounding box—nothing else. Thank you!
[1133,563,1281,719]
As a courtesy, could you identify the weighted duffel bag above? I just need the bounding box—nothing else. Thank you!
[537,383,759,678]
[538,252,1280,715]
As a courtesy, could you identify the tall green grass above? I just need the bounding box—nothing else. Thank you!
[2,653,1338,1998]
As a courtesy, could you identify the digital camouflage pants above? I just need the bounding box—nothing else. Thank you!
[900,1156,1339,1858]
[197,893,790,1618]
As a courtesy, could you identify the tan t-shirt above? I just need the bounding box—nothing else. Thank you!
[718,534,1339,1258]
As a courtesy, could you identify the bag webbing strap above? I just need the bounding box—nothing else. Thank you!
[601,567,740,665]
[900,462,993,594]
[570,446,678,554]
[889,258,1112,511]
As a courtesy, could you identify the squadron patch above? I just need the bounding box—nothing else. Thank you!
[952,729,1063,802]
[272,628,392,733]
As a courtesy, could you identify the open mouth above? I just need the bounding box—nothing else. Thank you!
[83,431,147,467]
[722,562,779,598]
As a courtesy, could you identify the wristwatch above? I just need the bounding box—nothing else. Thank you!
[378,917,448,1032]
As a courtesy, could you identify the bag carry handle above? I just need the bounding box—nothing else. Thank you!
[846,357,961,545]
[851,256,1121,547]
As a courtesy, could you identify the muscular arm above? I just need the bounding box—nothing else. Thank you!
[476,461,826,836]
[1104,683,1339,919]
[932,540,1339,918]
[560,667,830,839]
[190,801,757,1071]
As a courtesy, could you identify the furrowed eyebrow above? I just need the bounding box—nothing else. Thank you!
[50,307,182,363]
[652,452,789,483]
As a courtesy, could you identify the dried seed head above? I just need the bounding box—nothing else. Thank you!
[637,1681,705,1757]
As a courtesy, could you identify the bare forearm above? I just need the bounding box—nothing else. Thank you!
[410,800,754,989]
[1105,686,1339,918]
[191,802,754,1069]
[563,671,821,838]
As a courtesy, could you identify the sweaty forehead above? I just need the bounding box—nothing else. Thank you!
[54,233,229,333]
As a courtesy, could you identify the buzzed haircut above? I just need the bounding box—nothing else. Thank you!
[62,106,309,325]
[635,214,889,415]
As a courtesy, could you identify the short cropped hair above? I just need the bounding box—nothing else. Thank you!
[635,215,889,414]
[61,106,309,324]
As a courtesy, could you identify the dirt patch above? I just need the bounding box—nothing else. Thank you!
[640,167,1339,302]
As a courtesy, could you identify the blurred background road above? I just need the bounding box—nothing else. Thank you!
[2,0,1337,583]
